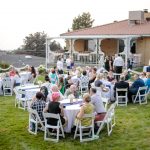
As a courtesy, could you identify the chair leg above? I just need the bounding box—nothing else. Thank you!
[74,125,78,139]
[56,127,59,142]
[79,126,82,142]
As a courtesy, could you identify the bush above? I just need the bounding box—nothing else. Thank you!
[0,62,10,73]
[38,65,46,75]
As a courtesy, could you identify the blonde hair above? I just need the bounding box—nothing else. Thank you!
[83,93,91,102]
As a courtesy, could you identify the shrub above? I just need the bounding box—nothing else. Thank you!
[38,65,46,75]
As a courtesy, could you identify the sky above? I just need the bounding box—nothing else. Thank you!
[0,0,150,50]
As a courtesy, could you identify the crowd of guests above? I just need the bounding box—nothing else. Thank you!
[1,65,37,89]
[28,55,150,132]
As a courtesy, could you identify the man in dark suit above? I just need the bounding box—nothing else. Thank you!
[129,74,145,100]
[114,75,129,98]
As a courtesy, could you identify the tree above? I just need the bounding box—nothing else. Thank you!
[23,32,47,57]
[72,12,94,30]
[49,40,63,52]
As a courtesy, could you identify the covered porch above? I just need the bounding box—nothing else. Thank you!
[45,35,144,69]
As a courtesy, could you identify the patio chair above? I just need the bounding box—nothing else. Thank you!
[116,88,128,106]
[96,102,117,136]
[132,86,148,104]
[43,113,65,142]
[79,81,89,96]
[74,113,95,142]
[15,89,27,110]
[2,78,12,96]
[28,108,45,135]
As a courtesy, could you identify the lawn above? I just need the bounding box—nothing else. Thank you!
[0,95,150,150]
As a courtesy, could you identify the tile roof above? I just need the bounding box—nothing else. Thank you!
[60,20,150,36]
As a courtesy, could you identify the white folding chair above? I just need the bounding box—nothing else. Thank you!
[15,89,27,110]
[96,102,117,136]
[2,79,13,96]
[116,88,128,106]
[132,86,148,105]
[28,108,45,135]
[102,97,109,110]
[79,81,89,96]
[43,113,65,142]
[74,113,95,142]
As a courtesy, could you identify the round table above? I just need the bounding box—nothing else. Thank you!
[60,99,82,133]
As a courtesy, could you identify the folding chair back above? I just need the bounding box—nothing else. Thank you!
[133,86,148,104]
[116,88,128,106]
[3,79,12,96]
[74,113,95,142]
[79,81,89,95]
[96,102,117,136]
[43,113,65,142]
[28,108,45,135]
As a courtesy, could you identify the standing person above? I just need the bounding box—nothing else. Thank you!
[49,68,58,85]
[66,56,72,70]
[57,57,63,74]
[104,56,110,71]
[70,56,74,69]
[113,54,124,81]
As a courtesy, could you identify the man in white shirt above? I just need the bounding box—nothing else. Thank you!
[57,57,63,74]
[90,88,106,121]
[113,54,124,73]
[66,56,71,69]
[113,54,124,80]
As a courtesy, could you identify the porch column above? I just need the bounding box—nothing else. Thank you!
[123,37,131,69]
[97,39,105,67]
[45,38,48,70]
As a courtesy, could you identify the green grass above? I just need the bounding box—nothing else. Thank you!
[0,96,150,150]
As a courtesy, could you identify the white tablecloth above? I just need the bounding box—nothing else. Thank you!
[60,99,82,133]
[25,88,40,100]
[20,72,31,84]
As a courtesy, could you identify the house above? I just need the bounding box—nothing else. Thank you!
[46,9,150,68]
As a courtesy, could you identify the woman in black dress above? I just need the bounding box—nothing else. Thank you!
[104,56,110,71]
[44,92,67,126]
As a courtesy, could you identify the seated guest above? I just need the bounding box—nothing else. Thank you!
[90,88,106,122]
[9,67,16,77]
[69,72,81,87]
[107,70,115,82]
[58,76,65,95]
[140,72,147,83]
[123,70,131,81]
[75,93,94,126]
[79,70,89,89]
[129,74,145,101]
[28,66,36,82]
[42,75,51,89]
[47,84,64,102]
[43,92,67,126]
[14,71,22,87]
[114,75,129,98]
[145,73,150,91]
[64,84,79,98]
[88,67,97,90]
[30,92,46,121]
